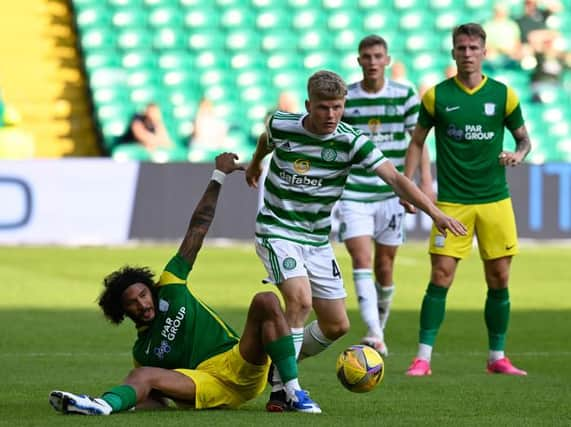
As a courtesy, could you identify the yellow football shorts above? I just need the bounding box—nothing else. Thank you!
[429,198,518,260]
[175,343,270,409]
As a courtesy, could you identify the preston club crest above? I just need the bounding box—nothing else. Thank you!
[484,103,496,116]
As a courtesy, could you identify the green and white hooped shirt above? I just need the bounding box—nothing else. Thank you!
[256,111,387,246]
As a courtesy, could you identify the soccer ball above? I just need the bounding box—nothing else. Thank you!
[336,344,384,393]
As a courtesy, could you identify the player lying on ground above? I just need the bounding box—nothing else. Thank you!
[49,153,321,415]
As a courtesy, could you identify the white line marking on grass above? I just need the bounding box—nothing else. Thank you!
[0,352,131,358]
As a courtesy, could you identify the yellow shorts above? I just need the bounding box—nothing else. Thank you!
[429,198,518,260]
[175,344,270,409]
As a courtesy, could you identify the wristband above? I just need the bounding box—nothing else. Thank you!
[211,169,226,185]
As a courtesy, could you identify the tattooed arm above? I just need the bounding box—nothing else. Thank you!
[499,125,532,167]
[177,152,244,267]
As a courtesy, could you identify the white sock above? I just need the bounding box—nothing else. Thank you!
[284,378,301,396]
[291,327,304,360]
[376,283,395,331]
[417,343,433,361]
[489,350,505,362]
[354,269,383,338]
[299,320,333,360]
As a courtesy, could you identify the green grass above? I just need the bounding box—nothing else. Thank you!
[1,242,570,426]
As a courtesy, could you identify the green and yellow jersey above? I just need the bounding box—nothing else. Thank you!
[419,76,524,204]
[132,255,239,369]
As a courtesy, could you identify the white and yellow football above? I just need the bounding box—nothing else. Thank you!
[336,344,385,393]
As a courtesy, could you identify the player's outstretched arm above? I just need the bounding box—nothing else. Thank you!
[177,152,244,267]
[499,125,531,167]
[401,124,431,213]
[246,132,273,188]
[375,161,467,237]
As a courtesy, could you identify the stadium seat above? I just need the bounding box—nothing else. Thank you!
[153,28,187,49]
[121,50,157,70]
[292,8,325,30]
[183,7,220,29]
[117,28,153,50]
[230,52,266,70]
[85,50,120,69]
[76,6,111,30]
[333,29,363,52]
[261,30,298,52]
[328,10,361,31]
[256,9,291,30]
[226,30,261,51]
[188,31,226,50]
[357,0,390,9]
[362,11,395,33]
[111,8,147,29]
[80,28,117,50]
[297,29,329,51]
[220,7,255,29]
[148,6,183,29]
[158,50,194,70]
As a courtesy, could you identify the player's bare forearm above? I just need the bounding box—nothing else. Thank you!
[513,126,531,158]
[500,126,531,166]
[404,125,429,179]
[178,153,244,266]
[246,132,273,188]
[177,181,221,267]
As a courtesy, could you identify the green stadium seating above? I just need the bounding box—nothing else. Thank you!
[256,9,291,30]
[148,6,183,29]
[111,8,147,29]
[116,28,153,50]
[183,8,220,28]
[72,0,571,162]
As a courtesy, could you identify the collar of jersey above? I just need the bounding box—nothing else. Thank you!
[453,75,488,95]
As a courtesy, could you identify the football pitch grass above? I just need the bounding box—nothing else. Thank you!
[1,242,570,426]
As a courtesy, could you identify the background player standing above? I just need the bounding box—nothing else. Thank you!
[338,35,434,356]
[403,23,531,377]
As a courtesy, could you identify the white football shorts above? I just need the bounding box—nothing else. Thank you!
[255,237,346,300]
[337,197,405,246]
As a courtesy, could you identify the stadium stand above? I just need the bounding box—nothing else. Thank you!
[0,0,99,157]
[69,0,571,162]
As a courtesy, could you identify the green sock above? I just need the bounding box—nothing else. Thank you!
[485,288,510,351]
[264,335,298,384]
[101,384,137,413]
[419,282,449,346]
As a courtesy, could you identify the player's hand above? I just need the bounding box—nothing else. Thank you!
[498,151,523,167]
[433,212,467,237]
[399,198,417,214]
[245,162,263,188]
[214,152,245,174]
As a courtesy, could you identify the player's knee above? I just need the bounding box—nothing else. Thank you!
[352,253,371,269]
[431,266,454,285]
[284,293,312,317]
[320,318,350,341]
[125,367,155,385]
[251,292,282,317]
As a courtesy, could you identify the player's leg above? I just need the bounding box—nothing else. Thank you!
[49,367,195,416]
[254,238,315,410]
[239,292,321,413]
[337,201,381,351]
[299,244,349,359]
[368,243,397,355]
[407,202,474,376]
[476,198,526,375]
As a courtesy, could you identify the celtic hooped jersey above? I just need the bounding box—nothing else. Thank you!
[257,111,387,246]
[341,79,420,202]
[419,76,524,204]
[132,255,239,369]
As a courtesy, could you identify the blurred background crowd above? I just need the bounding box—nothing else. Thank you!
[0,0,569,163]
